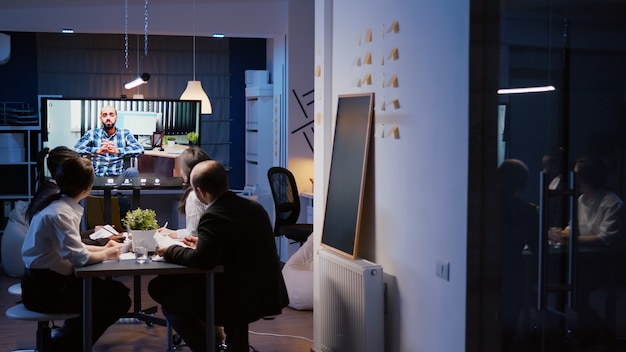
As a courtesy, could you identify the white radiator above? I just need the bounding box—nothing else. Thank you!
[318,249,384,352]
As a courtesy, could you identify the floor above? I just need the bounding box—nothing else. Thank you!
[0,271,313,352]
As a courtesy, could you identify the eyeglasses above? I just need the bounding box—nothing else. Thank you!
[101,112,116,117]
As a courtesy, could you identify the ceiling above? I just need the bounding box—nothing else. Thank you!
[0,0,288,38]
[1,0,624,41]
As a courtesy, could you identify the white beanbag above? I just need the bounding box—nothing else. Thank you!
[281,235,314,310]
[1,201,29,277]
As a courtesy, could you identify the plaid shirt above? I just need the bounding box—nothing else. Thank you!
[74,127,144,177]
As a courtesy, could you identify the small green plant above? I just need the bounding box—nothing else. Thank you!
[186,132,198,145]
[122,208,159,230]
[166,136,177,141]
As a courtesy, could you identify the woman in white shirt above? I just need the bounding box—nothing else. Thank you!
[159,146,210,239]
[21,156,131,352]
[550,155,624,246]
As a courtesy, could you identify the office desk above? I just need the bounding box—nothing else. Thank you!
[139,144,187,177]
[75,260,222,352]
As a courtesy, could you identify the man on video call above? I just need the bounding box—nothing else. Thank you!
[74,105,144,177]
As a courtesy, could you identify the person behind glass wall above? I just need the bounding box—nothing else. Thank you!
[497,159,539,351]
[548,154,624,347]
[149,160,288,352]
[549,154,624,247]
[542,149,566,228]
[21,157,131,351]
[74,105,144,177]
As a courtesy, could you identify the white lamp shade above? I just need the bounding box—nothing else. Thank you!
[180,80,212,114]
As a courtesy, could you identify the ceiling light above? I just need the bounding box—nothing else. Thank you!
[124,73,150,89]
[61,29,74,34]
[212,33,225,38]
[497,85,556,95]
[181,81,212,114]
[121,0,150,91]
[180,0,212,114]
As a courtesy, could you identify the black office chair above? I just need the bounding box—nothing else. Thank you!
[267,167,313,247]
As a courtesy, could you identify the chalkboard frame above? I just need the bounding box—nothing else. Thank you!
[320,93,374,259]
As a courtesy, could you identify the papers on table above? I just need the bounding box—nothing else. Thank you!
[90,225,121,240]
[154,232,191,249]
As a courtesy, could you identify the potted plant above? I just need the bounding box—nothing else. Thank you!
[123,208,159,252]
[186,132,199,145]
[166,136,177,147]
[123,208,159,231]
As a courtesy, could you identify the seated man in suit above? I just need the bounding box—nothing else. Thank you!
[149,160,288,352]
[74,105,144,177]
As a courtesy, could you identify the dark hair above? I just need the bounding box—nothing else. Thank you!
[34,146,77,189]
[27,146,78,221]
[32,157,94,218]
[498,159,529,194]
[575,155,608,189]
[56,157,94,196]
[544,149,563,169]
[178,146,211,215]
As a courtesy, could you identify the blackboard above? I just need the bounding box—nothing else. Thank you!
[321,93,374,259]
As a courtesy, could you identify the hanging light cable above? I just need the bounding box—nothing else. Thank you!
[179,0,212,114]
[124,0,150,90]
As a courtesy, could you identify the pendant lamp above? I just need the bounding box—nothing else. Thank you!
[180,0,212,114]
[124,73,150,89]
[122,0,150,92]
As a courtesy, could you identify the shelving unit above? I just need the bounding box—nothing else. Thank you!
[0,102,41,232]
[244,70,274,217]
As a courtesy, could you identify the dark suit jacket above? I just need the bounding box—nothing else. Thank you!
[164,191,289,324]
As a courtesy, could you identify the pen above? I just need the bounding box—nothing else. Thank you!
[163,222,168,229]
[102,226,118,235]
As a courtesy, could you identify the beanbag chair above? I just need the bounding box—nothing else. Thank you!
[1,201,29,277]
[281,235,314,310]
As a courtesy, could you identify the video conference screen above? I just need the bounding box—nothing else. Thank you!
[41,97,200,149]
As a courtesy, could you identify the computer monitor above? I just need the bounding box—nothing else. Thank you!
[117,111,160,137]
[40,97,201,150]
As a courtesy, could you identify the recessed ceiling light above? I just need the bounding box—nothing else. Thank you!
[61,29,74,34]
[212,33,225,38]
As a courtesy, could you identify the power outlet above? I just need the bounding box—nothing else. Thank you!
[436,260,450,281]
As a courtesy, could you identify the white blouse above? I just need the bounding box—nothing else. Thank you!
[175,190,207,238]
[577,189,623,246]
[22,195,90,275]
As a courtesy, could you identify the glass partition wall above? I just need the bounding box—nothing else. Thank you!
[486,0,626,350]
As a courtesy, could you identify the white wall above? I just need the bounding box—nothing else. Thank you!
[286,0,315,193]
[313,1,470,351]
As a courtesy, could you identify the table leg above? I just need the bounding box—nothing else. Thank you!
[206,272,215,352]
[104,189,112,224]
[132,189,140,209]
[83,277,93,352]
[133,275,142,312]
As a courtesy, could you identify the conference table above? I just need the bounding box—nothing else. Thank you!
[75,259,223,352]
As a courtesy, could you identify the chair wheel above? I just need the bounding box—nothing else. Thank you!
[173,333,182,346]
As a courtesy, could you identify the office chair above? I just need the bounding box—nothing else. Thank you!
[85,195,126,231]
[267,167,313,247]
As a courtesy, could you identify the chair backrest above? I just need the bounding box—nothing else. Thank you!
[268,167,301,235]
[85,195,125,230]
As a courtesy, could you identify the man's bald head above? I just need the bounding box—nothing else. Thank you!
[190,160,229,202]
